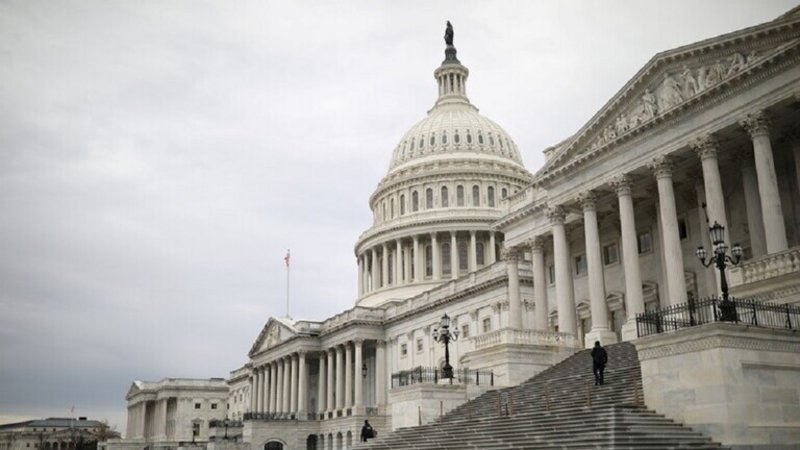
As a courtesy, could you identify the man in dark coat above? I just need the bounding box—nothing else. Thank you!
[591,341,608,385]
[360,420,374,442]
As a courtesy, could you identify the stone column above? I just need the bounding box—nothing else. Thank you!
[345,342,353,408]
[469,230,477,272]
[503,247,523,329]
[737,152,767,258]
[250,373,257,413]
[357,255,364,297]
[740,111,788,253]
[530,237,549,331]
[692,136,729,296]
[549,206,577,336]
[254,367,262,413]
[250,366,261,412]
[650,156,688,305]
[404,243,412,284]
[450,231,458,279]
[282,357,291,414]
[335,345,344,410]
[276,359,284,414]
[270,362,278,414]
[262,366,270,413]
[396,240,402,285]
[431,233,440,280]
[317,354,326,415]
[375,340,387,406]
[371,249,379,291]
[412,235,421,282]
[298,352,307,417]
[580,191,616,346]
[354,340,364,411]
[612,175,645,341]
[489,231,497,264]
[381,243,389,287]
[693,181,717,298]
[326,349,335,414]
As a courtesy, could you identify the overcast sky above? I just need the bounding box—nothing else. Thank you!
[1,0,796,435]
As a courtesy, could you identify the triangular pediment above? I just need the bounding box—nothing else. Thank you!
[537,11,800,181]
[248,317,297,357]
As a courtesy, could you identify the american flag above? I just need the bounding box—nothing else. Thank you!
[284,250,291,267]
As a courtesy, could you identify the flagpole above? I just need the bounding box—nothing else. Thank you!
[285,249,291,318]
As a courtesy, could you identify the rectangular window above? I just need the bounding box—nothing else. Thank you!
[574,254,587,276]
[482,317,492,333]
[195,402,201,409]
[637,231,652,254]
[678,218,688,240]
[400,343,408,357]
[211,403,217,410]
[603,243,619,265]
[192,423,200,438]
[461,324,470,338]
[416,338,423,353]
[548,264,555,285]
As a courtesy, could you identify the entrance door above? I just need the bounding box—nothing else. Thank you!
[264,442,283,450]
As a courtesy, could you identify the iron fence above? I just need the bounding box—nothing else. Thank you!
[208,419,243,428]
[636,296,800,337]
[391,367,493,388]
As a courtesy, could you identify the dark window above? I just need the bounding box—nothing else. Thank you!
[574,254,587,276]
[478,134,484,144]
[425,245,433,277]
[476,243,485,266]
[454,132,460,144]
[442,243,451,276]
[426,188,433,209]
[458,242,468,274]
[195,403,201,409]
[457,185,464,206]
[548,264,555,284]
[430,135,435,146]
[603,243,619,265]
[487,186,495,207]
[678,218,688,240]
[442,131,448,145]
[472,185,480,206]
[501,187,508,199]
[638,231,652,254]
[467,133,472,144]
[400,194,406,215]
[211,403,218,410]
[412,191,419,212]
[441,186,449,207]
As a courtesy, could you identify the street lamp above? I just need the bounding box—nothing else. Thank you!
[432,313,459,380]
[223,418,229,440]
[695,221,743,321]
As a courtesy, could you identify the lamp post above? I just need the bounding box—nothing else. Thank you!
[695,221,743,321]
[223,418,229,440]
[432,313,459,380]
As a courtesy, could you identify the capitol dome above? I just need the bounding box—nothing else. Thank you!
[354,26,533,307]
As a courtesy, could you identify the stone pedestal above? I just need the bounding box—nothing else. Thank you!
[635,323,800,449]
[388,384,469,430]
[583,328,618,348]
[621,318,640,342]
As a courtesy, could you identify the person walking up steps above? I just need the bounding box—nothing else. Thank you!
[591,341,608,385]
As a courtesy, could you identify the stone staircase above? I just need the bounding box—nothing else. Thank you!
[354,342,727,449]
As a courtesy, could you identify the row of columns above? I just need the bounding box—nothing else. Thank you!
[358,231,498,295]
[250,351,309,417]
[249,341,388,417]
[502,110,788,343]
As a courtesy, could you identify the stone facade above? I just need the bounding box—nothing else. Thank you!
[112,8,800,450]
[0,418,118,450]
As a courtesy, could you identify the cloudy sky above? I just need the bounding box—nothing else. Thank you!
[1,0,796,435]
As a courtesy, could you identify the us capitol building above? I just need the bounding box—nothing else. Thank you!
[110,8,800,450]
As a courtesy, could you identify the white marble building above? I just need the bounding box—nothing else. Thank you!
[115,7,800,450]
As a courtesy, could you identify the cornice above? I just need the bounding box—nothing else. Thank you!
[356,215,500,253]
[493,198,549,230]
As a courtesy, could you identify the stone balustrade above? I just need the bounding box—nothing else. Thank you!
[323,307,385,331]
[728,247,800,287]
[471,327,579,350]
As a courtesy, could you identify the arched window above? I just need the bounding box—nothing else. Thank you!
[442,243,451,276]
[420,135,425,149]
[501,187,508,199]
[430,135,435,146]
[400,194,406,215]
[425,245,433,277]
[412,191,419,212]
[382,202,386,220]
[458,242,468,274]
[426,188,433,209]
[477,243,485,266]
[488,186,495,207]
[478,133,484,145]
[489,135,495,146]
[499,138,504,150]
[442,131,448,145]
[466,133,472,144]
[454,132,460,144]
[472,185,480,206]
[441,186,449,207]
[456,185,465,206]
[410,138,415,151]
[390,198,395,218]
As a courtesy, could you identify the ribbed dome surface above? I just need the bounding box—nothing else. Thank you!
[388,104,524,171]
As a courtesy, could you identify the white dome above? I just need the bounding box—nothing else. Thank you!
[388,104,525,171]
